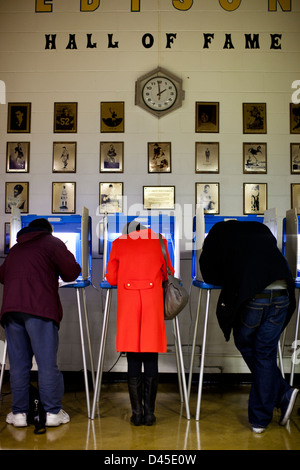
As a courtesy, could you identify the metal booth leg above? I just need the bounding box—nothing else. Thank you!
[91,288,112,420]
[76,287,91,418]
[81,287,95,389]
[187,288,202,401]
[0,340,8,396]
[195,289,211,421]
[173,317,191,420]
[290,295,300,386]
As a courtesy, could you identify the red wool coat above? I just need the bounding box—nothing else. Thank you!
[106,228,174,353]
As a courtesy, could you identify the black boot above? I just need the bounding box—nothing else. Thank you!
[128,376,143,426]
[144,376,158,426]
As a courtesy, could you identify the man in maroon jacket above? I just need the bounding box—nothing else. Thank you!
[0,218,81,427]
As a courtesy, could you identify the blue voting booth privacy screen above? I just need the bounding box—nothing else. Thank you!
[282,209,299,280]
[101,213,176,288]
[192,213,264,282]
[18,209,92,284]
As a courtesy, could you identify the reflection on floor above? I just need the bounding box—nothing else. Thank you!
[0,375,299,451]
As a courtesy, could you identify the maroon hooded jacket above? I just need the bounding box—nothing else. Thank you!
[0,227,81,326]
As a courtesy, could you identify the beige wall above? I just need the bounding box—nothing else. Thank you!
[0,0,299,374]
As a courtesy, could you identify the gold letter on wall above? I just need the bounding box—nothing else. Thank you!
[173,0,193,10]
[268,0,291,11]
[35,0,53,12]
[219,0,241,11]
[81,0,100,12]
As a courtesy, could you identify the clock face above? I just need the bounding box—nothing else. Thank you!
[142,76,178,111]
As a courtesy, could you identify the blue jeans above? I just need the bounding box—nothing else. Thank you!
[233,292,291,428]
[4,312,64,414]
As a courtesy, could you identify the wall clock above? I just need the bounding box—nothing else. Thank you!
[135,67,184,117]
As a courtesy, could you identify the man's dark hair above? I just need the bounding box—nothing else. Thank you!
[28,218,53,233]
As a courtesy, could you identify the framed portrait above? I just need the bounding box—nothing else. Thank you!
[6,142,30,173]
[195,102,219,133]
[291,143,300,173]
[52,142,76,173]
[243,103,267,134]
[148,142,171,173]
[100,142,124,173]
[243,183,267,215]
[143,186,175,210]
[291,183,300,214]
[243,143,267,174]
[101,102,124,133]
[52,182,76,214]
[195,183,219,214]
[195,142,219,173]
[54,102,77,133]
[99,182,123,213]
[290,103,300,134]
[7,103,31,133]
[4,223,10,254]
[5,182,29,214]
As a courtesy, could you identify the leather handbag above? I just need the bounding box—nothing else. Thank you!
[159,234,189,320]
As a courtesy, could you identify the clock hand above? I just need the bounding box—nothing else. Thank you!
[157,89,167,97]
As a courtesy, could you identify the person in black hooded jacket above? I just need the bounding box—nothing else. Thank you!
[199,220,298,433]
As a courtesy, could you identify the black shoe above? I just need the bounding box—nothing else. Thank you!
[128,376,143,426]
[144,376,158,426]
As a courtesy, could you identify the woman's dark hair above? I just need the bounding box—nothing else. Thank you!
[28,218,53,233]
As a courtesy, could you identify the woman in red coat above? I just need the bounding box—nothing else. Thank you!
[106,221,174,426]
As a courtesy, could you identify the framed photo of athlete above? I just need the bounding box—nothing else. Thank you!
[99,182,123,213]
[195,102,219,133]
[243,143,267,174]
[290,103,300,134]
[195,182,219,214]
[291,183,300,214]
[148,142,171,173]
[243,183,267,215]
[52,182,76,214]
[291,143,300,174]
[195,142,219,173]
[52,142,76,173]
[6,141,30,173]
[54,102,77,133]
[7,103,31,133]
[100,102,124,133]
[100,142,124,173]
[5,182,29,214]
[243,103,267,134]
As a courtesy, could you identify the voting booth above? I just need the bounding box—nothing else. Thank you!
[189,208,266,420]
[91,212,190,421]
[0,207,93,417]
[282,209,300,386]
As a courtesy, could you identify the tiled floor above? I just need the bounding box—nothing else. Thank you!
[0,378,299,451]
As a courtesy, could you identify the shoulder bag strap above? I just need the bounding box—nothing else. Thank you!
[158,233,172,276]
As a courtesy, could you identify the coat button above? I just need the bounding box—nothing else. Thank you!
[127,283,130,287]
[150,282,153,286]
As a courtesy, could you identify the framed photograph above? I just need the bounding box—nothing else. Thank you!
[148,142,171,173]
[291,183,300,214]
[243,183,267,215]
[99,182,123,213]
[52,182,76,214]
[291,143,300,173]
[6,142,30,172]
[143,186,175,210]
[54,102,77,133]
[195,102,219,133]
[243,143,267,174]
[100,142,124,173]
[195,183,219,214]
[101,102,124,133]
[7,103,31,133]
[290,103,300,134]
[4,223,10,254]
[195,142,219,173]
[5,182,29,213]
[52,142,76,173]
[243,103,267,134]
